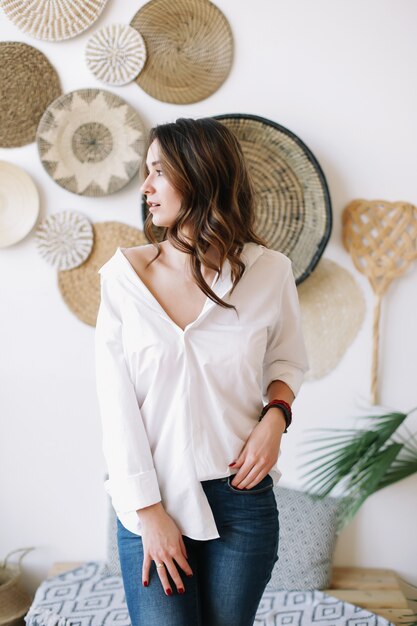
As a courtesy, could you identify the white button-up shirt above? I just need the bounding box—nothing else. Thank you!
[95,242,309,540]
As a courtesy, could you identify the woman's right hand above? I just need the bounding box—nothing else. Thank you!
[137,502,193,595]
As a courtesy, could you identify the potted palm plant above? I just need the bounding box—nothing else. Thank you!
[299,407,417,532]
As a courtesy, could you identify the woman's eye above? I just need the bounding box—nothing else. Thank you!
[156,169,163,176]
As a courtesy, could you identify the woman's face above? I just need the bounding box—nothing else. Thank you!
[140,139,182,229]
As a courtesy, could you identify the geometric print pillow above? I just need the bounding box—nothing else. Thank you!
[24,562,393,626]
[267,486,342,591]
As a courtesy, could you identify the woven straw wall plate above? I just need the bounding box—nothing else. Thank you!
[0,42,61,148]
[130,0,233,104]
[58,222,147,326]
[297,258,366,380]
[36,211,94,270]
[0,0,109,41]
[86,24,147,86]
[0,161,39,248]
[215,114,332,284]
[36,89,145,197]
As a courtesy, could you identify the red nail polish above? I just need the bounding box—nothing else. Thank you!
[166,588,172,596]
[178,587,185,594]
[143,580,148,587]
[186,573,193,577]
[228,461,236,466]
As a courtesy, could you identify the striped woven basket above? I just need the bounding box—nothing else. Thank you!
[0,0,108,41]
[0,548,34,626]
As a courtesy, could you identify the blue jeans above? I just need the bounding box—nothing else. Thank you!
[116,474,279,626]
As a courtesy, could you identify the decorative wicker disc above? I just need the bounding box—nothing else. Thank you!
[58,222,147,326]
[0,0,109,41]
[37,89,145,197]
[130,0,233,104]
[36,211,94,270]
[0,42,61,148]
[0,161,39,248]
[142,114,332,283]
[86,24,147,86]
[297,258,366,381]
[216,115,332,284]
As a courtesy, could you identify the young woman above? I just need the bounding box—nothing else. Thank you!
[95,117,309,626]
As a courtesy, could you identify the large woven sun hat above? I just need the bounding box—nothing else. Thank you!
[36,89,145,197]
[0,0,109,41]
[297,258,366,381]
[130,0,233,104]
[0,161,39,248]
[36,211,94,270]
[58,222,147,326]
[215,114,332,284]
[86,24,147,86]
[343,198,417,404]
[0,42,61,148]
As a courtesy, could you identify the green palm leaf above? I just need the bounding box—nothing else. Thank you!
[298,409,416,531]
[375,454,417,490]
[335,443,402,530]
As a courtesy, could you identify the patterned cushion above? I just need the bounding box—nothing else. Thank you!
[24,562,394,626]
[267,486,341,590]
[103,478,341,588]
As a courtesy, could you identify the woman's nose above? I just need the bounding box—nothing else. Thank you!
[140,173,154,195]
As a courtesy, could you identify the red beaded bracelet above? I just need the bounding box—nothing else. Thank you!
[258,398,292,433]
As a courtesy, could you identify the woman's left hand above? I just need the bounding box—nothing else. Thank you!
[229,408,286,489]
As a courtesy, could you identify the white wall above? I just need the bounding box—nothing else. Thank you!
[1,0,417,594]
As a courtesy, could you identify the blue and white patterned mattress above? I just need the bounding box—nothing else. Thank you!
[24,561,394,626]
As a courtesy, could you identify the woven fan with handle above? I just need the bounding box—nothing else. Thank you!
[342,199,417,404]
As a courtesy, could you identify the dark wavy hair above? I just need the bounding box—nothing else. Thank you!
[142,117,268,311]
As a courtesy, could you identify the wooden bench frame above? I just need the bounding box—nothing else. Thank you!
[48,563,413,625]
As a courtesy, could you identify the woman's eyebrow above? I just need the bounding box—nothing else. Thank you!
[146,160,161,168]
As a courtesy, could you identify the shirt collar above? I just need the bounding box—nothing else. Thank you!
[215,241,264,291]
[115,242,265,330]
[192,242,265,325]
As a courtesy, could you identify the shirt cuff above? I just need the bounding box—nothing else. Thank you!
[104,469,161,513]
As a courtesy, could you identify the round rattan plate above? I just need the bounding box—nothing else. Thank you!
[0,42,61,148]
[297,258,366,380]
[86,24,147,86]
[130,0,233,104]
[36,210,94,270]
[216,114,332,284]
[0,0,109,41]
[37,89,145,196]
[58,221,147,326]
[0,161,40,248]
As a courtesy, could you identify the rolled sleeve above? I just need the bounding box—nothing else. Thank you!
[262,261,309,401]
[104,469,160,512]
[95,272,161,514]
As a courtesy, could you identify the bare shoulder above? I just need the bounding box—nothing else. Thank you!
[120,243,161,277]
